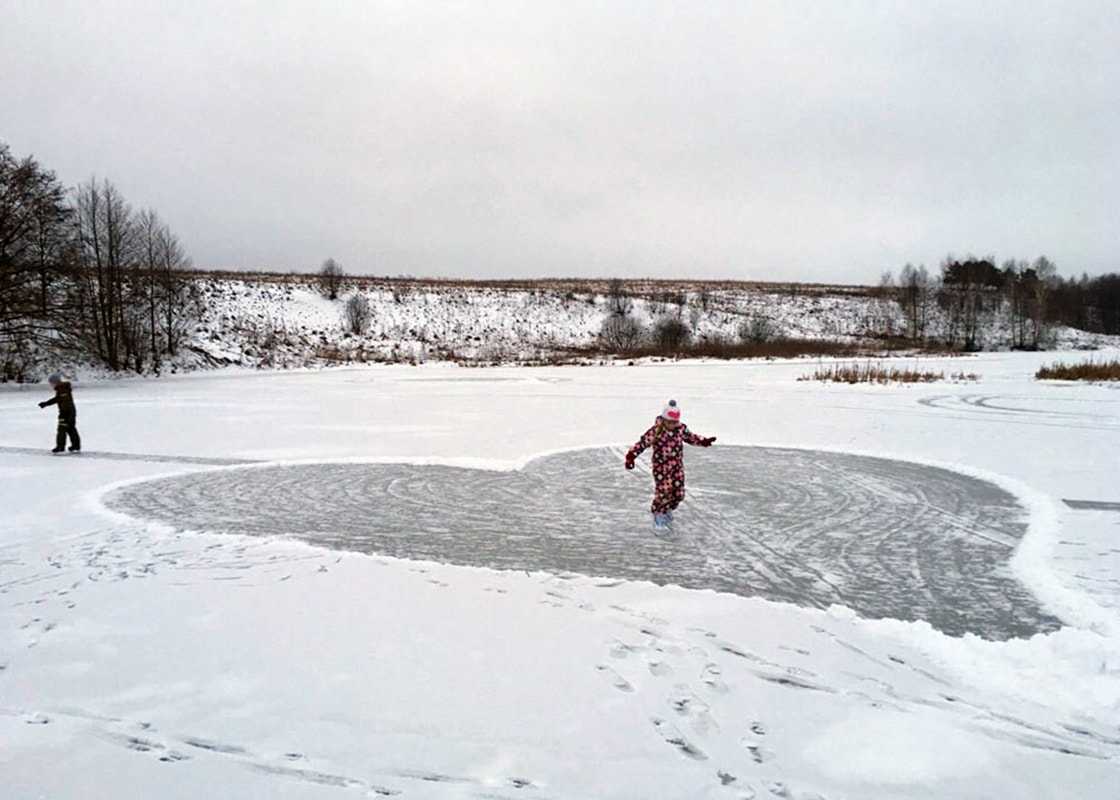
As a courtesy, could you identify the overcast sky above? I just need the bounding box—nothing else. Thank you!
[3,1,1118,283]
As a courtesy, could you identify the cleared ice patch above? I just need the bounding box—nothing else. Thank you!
[103,446,1060,640]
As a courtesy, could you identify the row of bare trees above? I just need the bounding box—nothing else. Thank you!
[881,255,1061,350]
[1046,273,1120,336]
[1,143,197,378]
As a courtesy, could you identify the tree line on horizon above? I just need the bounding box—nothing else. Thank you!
[879,256,1120,350]
[4,143,1120,377]
[1,143,198,378]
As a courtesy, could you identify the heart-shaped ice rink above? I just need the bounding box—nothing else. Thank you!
[105,445,1059,640]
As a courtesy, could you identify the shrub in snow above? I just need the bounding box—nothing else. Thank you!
[344,293,372,335]
[740,316,776,344]
[597,312,643,353]
[652,316,692,354]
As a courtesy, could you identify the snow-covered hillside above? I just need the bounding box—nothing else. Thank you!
[175,276,1116,372]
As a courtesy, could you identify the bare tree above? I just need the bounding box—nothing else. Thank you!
[135,209,195,370]
[0,144,70,349]
[344,292,372,334]
[606,278,633,315]
[136,209,164,366]
[156,224,193,358]
[875,270,897,337]
[1027,256,1057,348]
[597,311,643,352]
[652,315,692,353]
[898,263,936,342]
[68,178,139,370]
[319,257,345,300]
[1002,259,1029,348]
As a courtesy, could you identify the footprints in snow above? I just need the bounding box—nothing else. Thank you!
[668,685,719,736]
[652,717,708,760]
[742,721,775,765]
[595,664,635,693]
[99,722,400,794]
[3,529,346,661]
[22,711,547,797]
[591,612,830,800]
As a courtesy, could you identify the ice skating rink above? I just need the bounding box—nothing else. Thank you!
[106,445,1057,640]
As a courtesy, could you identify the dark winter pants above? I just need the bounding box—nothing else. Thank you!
[56,411,80,452]
[651,464,685,514]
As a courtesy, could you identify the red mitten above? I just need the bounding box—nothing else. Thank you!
[702,437,716,447]
[624,454,635,470]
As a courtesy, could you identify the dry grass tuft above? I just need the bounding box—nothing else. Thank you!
[802,362,947,384]
[1036,359,1120,381]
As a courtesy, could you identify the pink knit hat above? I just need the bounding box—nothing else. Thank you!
[661,399,681,421]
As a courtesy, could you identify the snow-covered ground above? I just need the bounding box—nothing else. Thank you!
[2,352,1120,799]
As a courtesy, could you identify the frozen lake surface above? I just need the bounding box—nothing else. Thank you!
[6,355,1120,800]
[106,445,1058,640]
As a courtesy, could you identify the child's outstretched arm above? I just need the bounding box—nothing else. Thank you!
[682,425,716,447]
[625,425,658,469]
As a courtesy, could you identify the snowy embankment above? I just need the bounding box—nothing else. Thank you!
[2,352,1119,799]
[183,278,889,369]
[175,277,1114,371]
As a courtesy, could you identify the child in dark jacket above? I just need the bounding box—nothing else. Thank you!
[39,374,81,453]
[625,400,714,528]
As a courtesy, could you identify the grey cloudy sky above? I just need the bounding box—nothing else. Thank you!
[3,1,1118,283]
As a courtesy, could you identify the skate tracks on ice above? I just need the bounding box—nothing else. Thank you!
[103,446,1059,640]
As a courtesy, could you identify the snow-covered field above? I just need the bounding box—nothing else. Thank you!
[2,352,1120,799]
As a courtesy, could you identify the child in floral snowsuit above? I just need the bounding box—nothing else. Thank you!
[625,400,715,527]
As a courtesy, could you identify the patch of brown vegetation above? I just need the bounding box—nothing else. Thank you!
[1036,359,1120,381]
